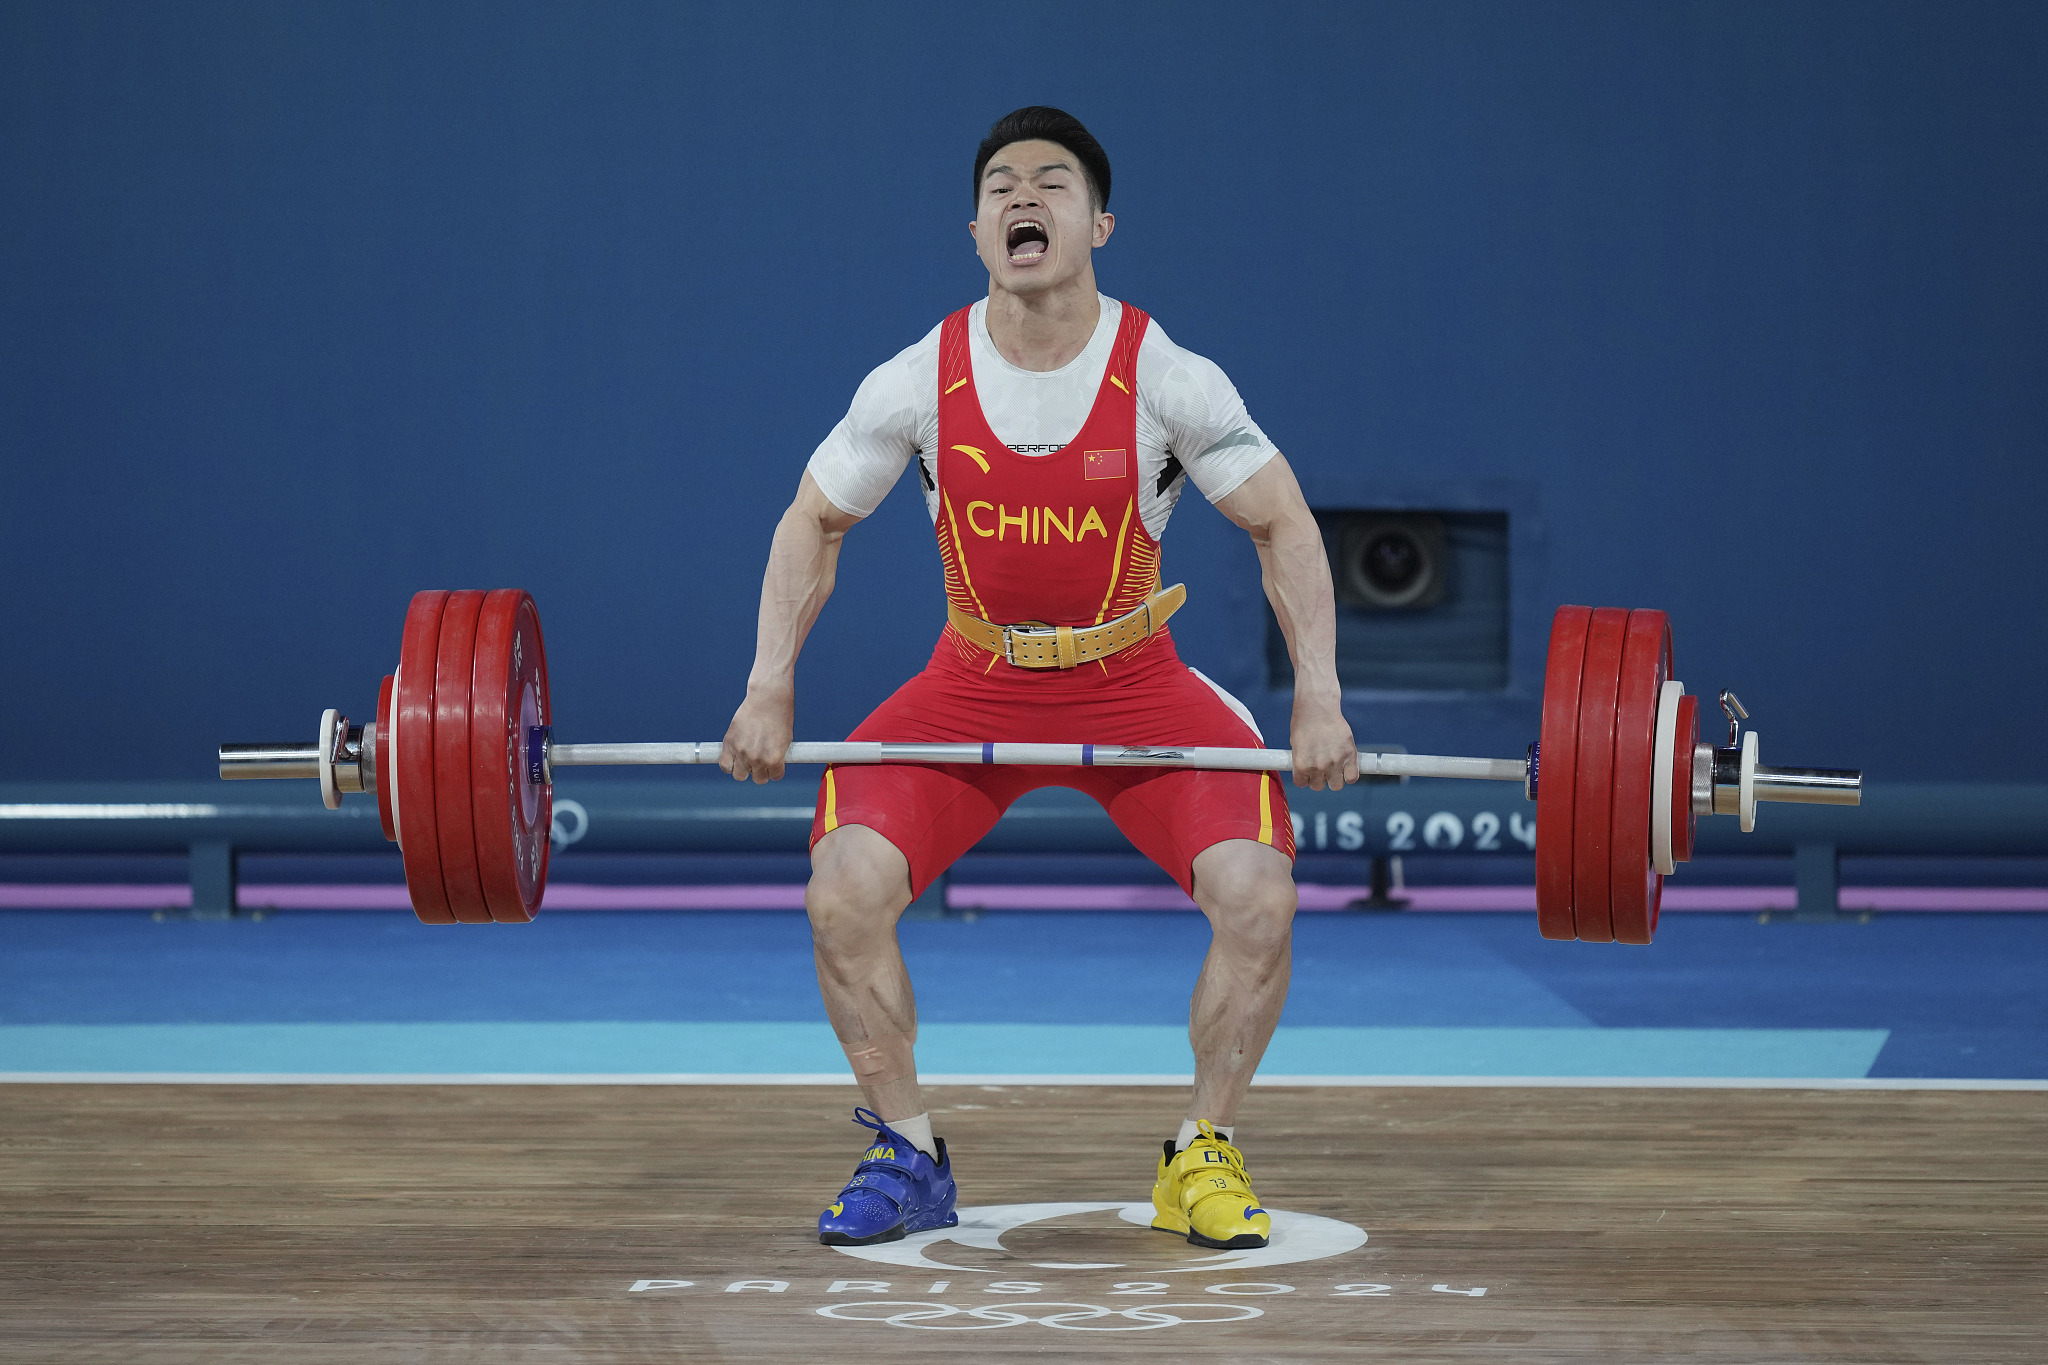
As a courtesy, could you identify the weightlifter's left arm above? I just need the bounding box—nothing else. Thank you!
[1214,454,1360,791]
[721,471,863,783]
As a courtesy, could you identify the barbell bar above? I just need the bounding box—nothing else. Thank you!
[540,742,1529,782]
[218,590,1860,941]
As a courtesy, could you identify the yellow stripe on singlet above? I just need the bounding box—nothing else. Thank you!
[1093,498,1136,624]
[941,492,990,619]
[1257,774,1274,846]
[823,768,839,834]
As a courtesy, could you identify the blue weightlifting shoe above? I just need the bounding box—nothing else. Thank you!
[817,1108,958,1247]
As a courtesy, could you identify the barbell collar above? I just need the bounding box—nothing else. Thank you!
[221,725,371,793]
[1701,736,1861,822]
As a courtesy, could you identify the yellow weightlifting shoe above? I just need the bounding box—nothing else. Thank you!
[1150,1121,1271,1250]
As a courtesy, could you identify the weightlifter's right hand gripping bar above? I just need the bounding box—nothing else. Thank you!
[219,592,1859,943]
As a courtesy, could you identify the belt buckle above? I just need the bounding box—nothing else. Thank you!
[1003,622,1057,667]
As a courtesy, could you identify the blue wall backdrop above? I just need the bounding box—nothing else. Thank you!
[4,0,2044,784]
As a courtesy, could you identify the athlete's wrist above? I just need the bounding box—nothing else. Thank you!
[1291,683,1344,717]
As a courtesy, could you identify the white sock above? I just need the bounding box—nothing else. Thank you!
[1176,1119,1235,1151]
[886,1112,938,1160]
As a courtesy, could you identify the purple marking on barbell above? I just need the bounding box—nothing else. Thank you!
[982,742,994,764]
[1082,744,1094,766]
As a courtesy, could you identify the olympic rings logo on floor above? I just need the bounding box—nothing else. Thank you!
[817,1300,1264,1332]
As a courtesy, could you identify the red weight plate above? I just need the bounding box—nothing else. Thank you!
[1535,606,1593,940]
[375,673,397,843]
[1569,607,1630,943]
[433,590,492,924]
[1608,610,1671,945]
[395,591,455,925]
[470,589,552,924]
[1671,692,1699,865]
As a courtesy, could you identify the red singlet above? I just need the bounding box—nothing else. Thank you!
[810,302,1295,897]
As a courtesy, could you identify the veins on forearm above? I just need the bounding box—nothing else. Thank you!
[748,510,843,691]
[1258,517,1341,708]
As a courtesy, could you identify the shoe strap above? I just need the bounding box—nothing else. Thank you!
[1172,1129,1261,1215]
[839,1165,914,1211]
[1176,1136,1247,1175]
[1178,1162,1259,1215]
[853,1139,925,1173]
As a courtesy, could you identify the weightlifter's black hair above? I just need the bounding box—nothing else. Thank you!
[974,107,1111,211]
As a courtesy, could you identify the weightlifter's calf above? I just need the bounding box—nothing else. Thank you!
[806,823,1298,1148]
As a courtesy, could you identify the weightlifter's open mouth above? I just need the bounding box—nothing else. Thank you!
[1005,218,1050,265]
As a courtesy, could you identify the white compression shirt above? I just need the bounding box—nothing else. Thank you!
[806,296,1279,541]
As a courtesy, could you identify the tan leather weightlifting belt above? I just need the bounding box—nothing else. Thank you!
[947,583,1188,670]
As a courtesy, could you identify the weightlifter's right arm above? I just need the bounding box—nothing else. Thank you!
[721,471,863,783]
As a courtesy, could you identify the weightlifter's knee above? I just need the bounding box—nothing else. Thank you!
[1191,839,1298,959]
[806,824,913,952]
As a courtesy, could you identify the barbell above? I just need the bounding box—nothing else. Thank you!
[218,590,1860,943]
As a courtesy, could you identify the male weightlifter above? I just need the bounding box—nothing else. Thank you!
[721,107,1358,1250]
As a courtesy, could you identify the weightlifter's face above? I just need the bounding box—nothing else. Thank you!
[970,139,1113,299]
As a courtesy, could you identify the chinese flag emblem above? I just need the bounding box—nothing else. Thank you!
[1083,449,1128,480]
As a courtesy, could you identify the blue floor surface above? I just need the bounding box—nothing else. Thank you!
[0,910,2040,1079]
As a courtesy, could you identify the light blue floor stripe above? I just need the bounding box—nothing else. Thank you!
[1262,1026,1888,1078]
[0,1022,1888,1079]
